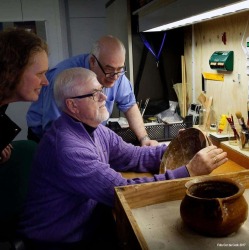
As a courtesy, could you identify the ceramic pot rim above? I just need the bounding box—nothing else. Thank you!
[185,176,245,200]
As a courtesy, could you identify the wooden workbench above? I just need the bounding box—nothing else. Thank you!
[121,159,245,179]
[121,138,248,179]
[115,141,249,249]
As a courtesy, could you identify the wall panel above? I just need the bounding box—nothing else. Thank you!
[185,11,249,122]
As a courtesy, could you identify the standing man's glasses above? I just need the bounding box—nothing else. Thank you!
[92,54,126,78]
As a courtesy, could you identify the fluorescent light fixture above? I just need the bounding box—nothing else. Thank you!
[145,0,249,32]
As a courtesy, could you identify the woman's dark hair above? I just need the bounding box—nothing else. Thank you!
[0,28,48,102]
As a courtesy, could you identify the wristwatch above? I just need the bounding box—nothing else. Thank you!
[139,135,150,143]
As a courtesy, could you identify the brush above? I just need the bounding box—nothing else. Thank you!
[235,111,248,131]
[226,116,240,140]
[235,111,249,147]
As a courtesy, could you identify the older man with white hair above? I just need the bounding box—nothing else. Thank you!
[18,67,227,250]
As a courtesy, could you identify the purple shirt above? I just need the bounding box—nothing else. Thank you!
[18,113,189,243]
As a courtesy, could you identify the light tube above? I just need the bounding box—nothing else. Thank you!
[145,0,249,32]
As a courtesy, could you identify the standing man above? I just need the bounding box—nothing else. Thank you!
[27,35,158,146]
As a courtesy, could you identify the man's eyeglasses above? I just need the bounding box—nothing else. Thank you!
[69,88,104,102]
[92,54,126,78]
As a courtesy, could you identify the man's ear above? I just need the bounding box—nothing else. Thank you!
[89,55,95,69]
[66,99,78,114]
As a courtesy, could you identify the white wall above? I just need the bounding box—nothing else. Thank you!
[106,0,133,83]
[67,0,107,56]
[0,0,69,67]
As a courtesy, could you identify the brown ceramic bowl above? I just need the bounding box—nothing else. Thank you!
[180,176,248,237]
[160,127,211,174]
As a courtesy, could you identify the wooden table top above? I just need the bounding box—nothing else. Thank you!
[121,137,248,179]
[120,159,245,179]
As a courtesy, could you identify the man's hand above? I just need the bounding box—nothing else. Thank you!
[0,144,13,164]
[139,134,159,146]
[125,105,160,147]
[140,138,159,146]
[186,145,228,176]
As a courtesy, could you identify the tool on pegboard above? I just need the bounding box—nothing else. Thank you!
[202,72,224,93]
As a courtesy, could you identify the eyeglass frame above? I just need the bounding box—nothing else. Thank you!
[92,54,127,78]
[68,87,105,102]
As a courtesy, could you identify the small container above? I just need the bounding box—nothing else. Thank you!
[198,106,206,130]
[208,107,217,132]
[228,123,240,146]
[239,130,249,150]
[146,116,157,123]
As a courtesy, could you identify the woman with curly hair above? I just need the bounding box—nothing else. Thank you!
[0,28,49,163]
